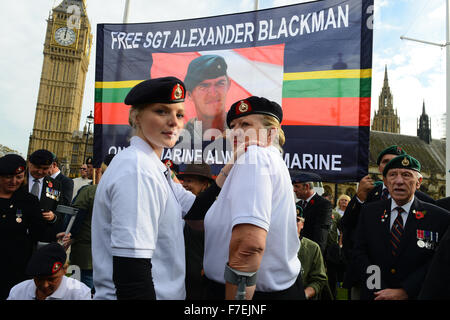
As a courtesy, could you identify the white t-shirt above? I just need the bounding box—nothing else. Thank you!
[203,145,301,292]
[91,136,195,300]
[7,276,92,300]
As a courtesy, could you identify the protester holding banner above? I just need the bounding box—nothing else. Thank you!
[202,96,304,300]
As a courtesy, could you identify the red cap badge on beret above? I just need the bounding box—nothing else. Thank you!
[52,262,62,274]
[171,83,185,101]
[235,100,252,115]
[15,166,25,174]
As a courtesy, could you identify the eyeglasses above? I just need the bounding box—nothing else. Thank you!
[80,168,87,171]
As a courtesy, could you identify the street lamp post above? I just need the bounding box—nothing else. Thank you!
[83,111,94,163]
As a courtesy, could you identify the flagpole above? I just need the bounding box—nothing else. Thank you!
[400,0,450,196]
[123,0,130,23]
[254,0,259,10]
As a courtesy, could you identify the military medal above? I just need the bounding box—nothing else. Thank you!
[416,229,425,248]
[381,209,388,222]
[16,209,22,223]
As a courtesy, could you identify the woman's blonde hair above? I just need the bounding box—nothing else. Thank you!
[261,115,285,152]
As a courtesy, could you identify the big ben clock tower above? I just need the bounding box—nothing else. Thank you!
[28,0,92,173]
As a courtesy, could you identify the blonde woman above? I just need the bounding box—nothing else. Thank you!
[203,96,303,300]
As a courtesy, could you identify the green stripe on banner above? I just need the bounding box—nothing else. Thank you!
[283,78,372,98]
[95,87,132,103]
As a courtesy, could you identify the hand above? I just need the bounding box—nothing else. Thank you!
[56,232,73,251]
[41,210,55,221]
[231,137,265,163]
[373,288,408,300]
[356,175,375,202]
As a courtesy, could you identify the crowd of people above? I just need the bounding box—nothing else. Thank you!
[1,74,450,301]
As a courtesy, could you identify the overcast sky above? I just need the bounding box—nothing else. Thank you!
[0,0,447,157]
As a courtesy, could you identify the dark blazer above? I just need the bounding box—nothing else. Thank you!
[352,197,450,300]
[436,196,450,211]
[54,172,74,206]
[340,184,436,288]
[418,225,450,299]
[25,176,64,231]
[299,193,333,254]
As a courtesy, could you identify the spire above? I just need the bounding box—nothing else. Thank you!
[383,65,389,87]
[422,99,426,115]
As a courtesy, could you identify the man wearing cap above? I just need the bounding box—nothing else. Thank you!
[183,55,230,142]
[0,154,60,299]
[177,163,214,300]
[352,155,450,300]
[292,172,333,254]
[340,145,434,299]
[72,162,92,201]
[26,149,64,227]
[7,243,91,300]
[50,154,74,205]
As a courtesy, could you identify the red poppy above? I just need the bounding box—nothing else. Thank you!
[310,199,315,205]
[415,211,425,220]
[48,182,53,188]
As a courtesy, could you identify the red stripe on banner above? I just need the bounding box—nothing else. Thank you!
[95,102,130,125]
[233,44,285,66]
[281,97,371,127]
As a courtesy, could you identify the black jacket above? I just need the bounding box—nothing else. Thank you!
[299,193,333,254]
[54,171,74,206]
[352,198,450,300]
[0,186,59,299]
[340,184,435,288]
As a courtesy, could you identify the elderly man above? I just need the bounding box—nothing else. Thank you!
[352,155,450,300]
[340,146,434,299]
[183,55,231,142]
[72,163,92,201]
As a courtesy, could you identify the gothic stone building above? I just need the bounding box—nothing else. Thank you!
[27,0,93,177]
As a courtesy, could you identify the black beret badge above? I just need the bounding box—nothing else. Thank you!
[236,100,252,115]
[171,83,185,101]
[52,262,62,274]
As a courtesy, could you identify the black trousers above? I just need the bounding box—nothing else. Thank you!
[202,273,306,300]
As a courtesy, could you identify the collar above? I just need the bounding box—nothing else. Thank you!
[391,196,415,214]
[29,173,43,184]
[306,192,316,203]
[131,136,167,174]
[51,170,60,179]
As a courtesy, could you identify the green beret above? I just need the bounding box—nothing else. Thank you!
[227,96,282,127]
[383,154,421,176]
[124,76,185,106]
[184,55,227,91]
[376,145,406,165]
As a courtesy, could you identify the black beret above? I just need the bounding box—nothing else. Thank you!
[376,145,406,165]
[0,154,26,175]
[29,149,54,166]
[124,76,185,106]
[103,153,115,166]
[383,154,421,177]
[26,243,66,277]
[184,55,228,92]
[291,171,322,183]
[227,96,283,128]
[162,159,179,174]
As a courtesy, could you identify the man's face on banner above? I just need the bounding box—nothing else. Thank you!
[188,75,230,120]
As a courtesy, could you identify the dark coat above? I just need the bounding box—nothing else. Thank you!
[418,225,450,299]
[340,184,435,288]
[352,198,450,300]
[0,186,59,299]
[24,176,64,232]
[436,196,450,212]
[54,172,74,206]
[299,193,333,254]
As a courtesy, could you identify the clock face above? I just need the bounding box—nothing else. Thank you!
[54,27,76,46]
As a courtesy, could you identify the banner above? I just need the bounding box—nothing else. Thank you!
[94,0,373,182]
